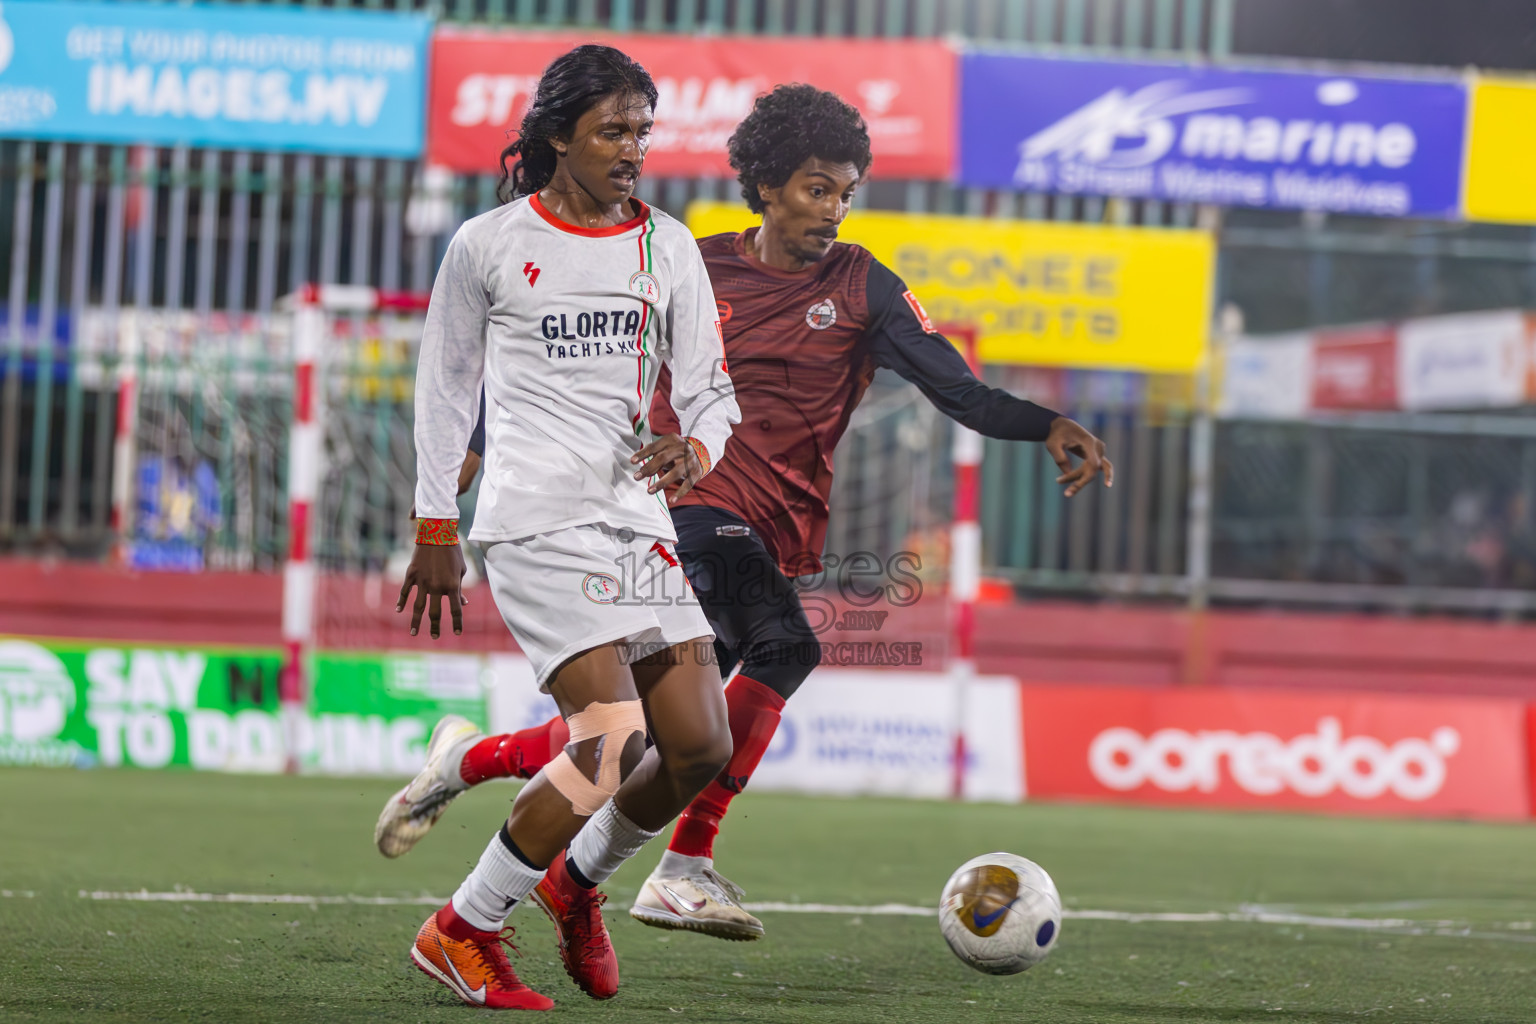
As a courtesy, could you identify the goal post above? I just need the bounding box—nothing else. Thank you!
[276,285,431,772]
[941,324,983,801]
[817,320,989,799]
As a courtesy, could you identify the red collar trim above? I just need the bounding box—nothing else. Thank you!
[529,193,650,237]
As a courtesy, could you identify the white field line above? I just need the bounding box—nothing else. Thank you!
[745,901,936,917]
[74,889,445,907]
[749,902,1536,944]
[0,889,1521,943]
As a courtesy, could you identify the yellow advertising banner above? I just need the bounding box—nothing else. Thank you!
[687,202,1214,373]
[1463,76,1536,225]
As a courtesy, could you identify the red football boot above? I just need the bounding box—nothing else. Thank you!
[529,853,619,1000]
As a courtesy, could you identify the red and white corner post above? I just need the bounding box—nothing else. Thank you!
[109,310,141,564]
[948,327,983,800]
[280,286,326,773]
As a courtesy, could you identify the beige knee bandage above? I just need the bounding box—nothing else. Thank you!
[542,700,647,816]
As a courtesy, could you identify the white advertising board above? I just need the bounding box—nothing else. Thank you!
[485,659,1025,803]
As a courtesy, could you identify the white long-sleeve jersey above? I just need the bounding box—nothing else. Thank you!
[413,195,738,544]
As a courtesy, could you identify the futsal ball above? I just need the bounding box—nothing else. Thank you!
[938,852,1062,975]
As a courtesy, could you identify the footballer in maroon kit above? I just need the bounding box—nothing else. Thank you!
[379,85,1111,961]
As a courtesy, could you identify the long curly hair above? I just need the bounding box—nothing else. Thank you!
[727,84,873,214]
[498,45,659,203]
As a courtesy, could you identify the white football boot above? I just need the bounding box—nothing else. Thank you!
[630,864,765,941]
[374,715,485,858]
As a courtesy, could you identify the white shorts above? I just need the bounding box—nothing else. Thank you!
[481,523,713,691]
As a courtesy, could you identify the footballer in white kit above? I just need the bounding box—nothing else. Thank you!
[393,45,740,1011]
[412,191,738,687]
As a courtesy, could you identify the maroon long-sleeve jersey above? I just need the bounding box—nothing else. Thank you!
[651,228,1059,577]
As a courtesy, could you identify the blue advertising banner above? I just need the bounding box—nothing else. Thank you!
[960,53,1467,219]
[0,0,429,156]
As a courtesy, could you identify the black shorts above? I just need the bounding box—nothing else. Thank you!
[671,505,819,692]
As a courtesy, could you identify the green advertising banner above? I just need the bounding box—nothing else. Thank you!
[0,637,488,776]
[307,651,489,775]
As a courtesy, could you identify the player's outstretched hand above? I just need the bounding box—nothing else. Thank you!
[397,543,468,638]
[632,433,706,506]
[1045,417,1114,498]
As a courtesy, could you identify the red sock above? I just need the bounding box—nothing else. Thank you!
[436,900,487,941]
[668,675,786,859]
[459,716,570,785]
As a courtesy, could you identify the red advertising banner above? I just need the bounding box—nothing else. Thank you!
[427,30,955,179]
[1021,684,1529,821]
[1310,323,1398,411]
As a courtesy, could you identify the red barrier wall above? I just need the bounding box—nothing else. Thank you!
[1529,704,1536,818]
[974,601,1536,699]
[5,559,1536,698]
[0,560,514,654]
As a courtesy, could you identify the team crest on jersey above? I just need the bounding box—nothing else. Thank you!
[805,298,837,330]
[583,572,621,604]
[629,271,662,305]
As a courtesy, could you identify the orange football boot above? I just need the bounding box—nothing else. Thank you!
[411,903,554,1010]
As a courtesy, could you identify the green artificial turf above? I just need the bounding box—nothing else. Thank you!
[1,769,1533,1023]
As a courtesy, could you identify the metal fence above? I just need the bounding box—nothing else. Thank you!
[1207,413,1536,613]
[5,304,425,569]
[5,0,1536,617]
[830,376,1536,617]
[323,0,1233,48]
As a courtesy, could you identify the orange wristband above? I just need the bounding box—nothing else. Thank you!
[416,518,459,546]
[684,437,711,475]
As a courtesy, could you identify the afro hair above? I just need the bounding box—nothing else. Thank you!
[727,84,873,214]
